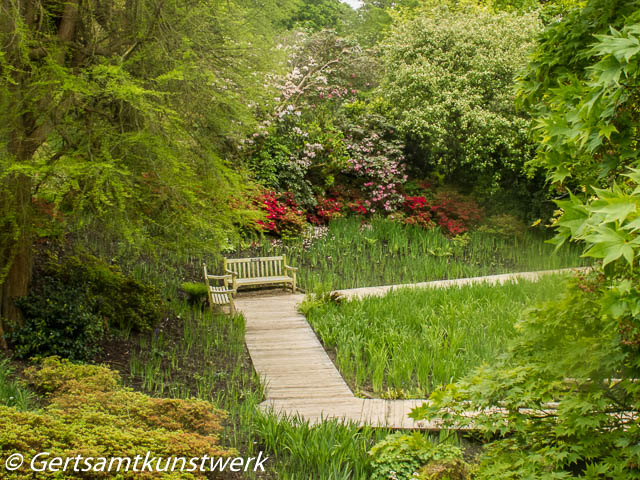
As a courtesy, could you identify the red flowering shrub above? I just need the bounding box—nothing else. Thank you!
[348,200,369,216]
[256,191,307,239]
[311,197,344,225]
[401,191,482,236]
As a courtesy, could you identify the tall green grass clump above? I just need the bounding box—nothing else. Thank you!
[253,412,389,480]
[0,358,36,411]
[304,275,569,398]
[246,217,589,290]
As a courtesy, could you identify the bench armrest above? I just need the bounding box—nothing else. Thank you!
[224,268,237,277]
[284,264,298,272]
[207,274,233,280]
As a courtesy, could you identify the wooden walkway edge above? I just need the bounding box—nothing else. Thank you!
[236,268,582,429]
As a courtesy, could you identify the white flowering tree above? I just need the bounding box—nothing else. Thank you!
[379,5,541,197]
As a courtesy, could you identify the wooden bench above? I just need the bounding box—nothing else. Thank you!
[203,263,236,314]
[224,255,297,292]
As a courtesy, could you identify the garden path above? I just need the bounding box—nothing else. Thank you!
[235,268,582,429]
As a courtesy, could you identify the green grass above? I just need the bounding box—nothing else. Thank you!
[302,275,569,398]
[243,217,589,290]
[125,301,393,479]
[127,304,268,458]
[74,233,384,478]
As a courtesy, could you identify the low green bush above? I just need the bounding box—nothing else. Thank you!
[476,214,528,240]
[11,279,105,361]
[180,282,209,308]
[10,253,163,361]
[57,254,163,333]
[0,357,233,479]
[369,432,470,480]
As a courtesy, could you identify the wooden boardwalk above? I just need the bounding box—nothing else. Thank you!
[236,269,580,429]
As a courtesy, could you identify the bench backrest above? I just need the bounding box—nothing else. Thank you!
[224,256,286,279]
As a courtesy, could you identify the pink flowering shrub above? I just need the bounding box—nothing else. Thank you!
[342,115,407,212]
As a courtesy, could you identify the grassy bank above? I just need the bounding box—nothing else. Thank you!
[302,275,568,398]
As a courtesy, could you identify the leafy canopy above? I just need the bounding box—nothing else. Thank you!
[378,5,540,195]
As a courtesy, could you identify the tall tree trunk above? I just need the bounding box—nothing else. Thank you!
[0,0,80,348]
[0,235,32,335]
[0,172,33,347]
[0,122,35,347]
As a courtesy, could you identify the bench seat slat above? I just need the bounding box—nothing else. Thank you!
[226,256,284,263]
[235,276,292,285]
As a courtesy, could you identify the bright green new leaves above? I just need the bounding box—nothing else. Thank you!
[552,177,640,269]
[0,0,279,266]
[410,269,640,479]
[517,0,640,189]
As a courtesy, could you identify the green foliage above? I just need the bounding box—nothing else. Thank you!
[369,432,469,480]
[411,24,640,472]
[0,358,36,412]
[245,29,378,208]
[9,252,162,360]
[248,216,588,290]
[379,5,540,196]
[0,357,233,479]
[0,0,287,307]
[180,282,209,307]
[517,0,640,189]
[477,214,528,239]
[280,0,353,31]
[249,118,350,208]
[51,253,162,334]
[551,174,640,269]
[412,269,640,479]
[11,279,105,361]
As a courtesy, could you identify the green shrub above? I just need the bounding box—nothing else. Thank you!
[10,253,162,360]
[11,279,105,361]
[58,254,162,333]
[180,282,209,307]
[476,214,528,239]
[0,357,233,479]
[380,5,540,197]
[369,432,469,480]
